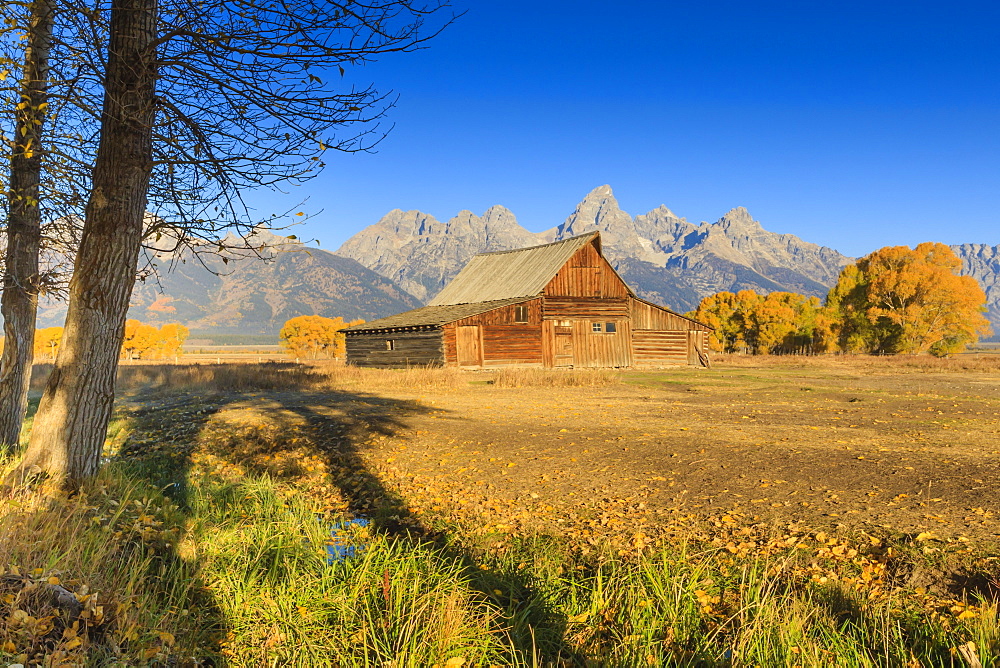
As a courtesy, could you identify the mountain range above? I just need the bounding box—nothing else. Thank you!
[35,229,421,333]
[336,185,1000,336]
[28,186,1000,337]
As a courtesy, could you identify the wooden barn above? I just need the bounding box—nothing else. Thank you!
[344,232,712,369]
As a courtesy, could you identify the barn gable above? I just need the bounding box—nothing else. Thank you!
[428,233,603,306]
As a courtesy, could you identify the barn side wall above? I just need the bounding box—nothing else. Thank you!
[629,298,711,367]
[629,299,711,331]
[345,330,445,367]
[443,299,545,367]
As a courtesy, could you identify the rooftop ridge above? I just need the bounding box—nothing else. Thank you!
[473,231,599,257]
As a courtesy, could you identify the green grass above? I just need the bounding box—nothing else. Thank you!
[4,450,1000,666]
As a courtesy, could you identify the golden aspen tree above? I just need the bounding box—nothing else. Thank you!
[828,243,990,355]
[280,316,363,360]
[33,327,63,361]
[692,290,835,354]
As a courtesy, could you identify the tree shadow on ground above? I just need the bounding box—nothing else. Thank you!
[116,363,587,666]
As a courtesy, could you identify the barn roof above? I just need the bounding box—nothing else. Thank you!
[427,232,605,306]
[343,297,533,333]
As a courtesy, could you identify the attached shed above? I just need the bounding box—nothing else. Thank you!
[344,232,712,368]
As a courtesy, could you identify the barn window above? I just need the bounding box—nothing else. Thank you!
[592,322,603,333]
[514,305,529,323]
[385,339,395,351]
[605,322,617,333]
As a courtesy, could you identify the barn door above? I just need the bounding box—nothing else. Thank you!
[687,331,705,366]
[554,325,573,367]
[456,326,483,367]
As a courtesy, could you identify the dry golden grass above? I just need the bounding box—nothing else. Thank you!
[711,352,1000,372]
[29,361,626,395]
[491,366,621,387]
[115,361,469,393]
[0,465,213,666]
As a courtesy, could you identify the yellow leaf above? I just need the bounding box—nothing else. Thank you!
[915,532,936,542]
[445,658,466,667]
[158,631,175,646]
[64,636,83,649]
[47,576,60,585]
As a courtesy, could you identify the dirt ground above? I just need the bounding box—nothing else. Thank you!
[128,359,1000,548]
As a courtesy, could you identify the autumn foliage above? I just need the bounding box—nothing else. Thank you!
[690,290,835,354]
[279,315,364,360]
[827,243,991,355]
[120,320,190,360]
[33,327,65,360]
[692,243,991,356]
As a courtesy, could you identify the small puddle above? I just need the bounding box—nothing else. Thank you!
[325,517,370,564]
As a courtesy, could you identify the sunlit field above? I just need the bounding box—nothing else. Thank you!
[4,356,1000,666]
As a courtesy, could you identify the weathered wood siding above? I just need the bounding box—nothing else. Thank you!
[543,242,630,298]
[441,300,545,367]
[632,330,710,366]
[443,325,457,365]
[345,330,445,367]
[542,297,629,320]
[570,319,632,367]
[630,298,711,331]
[482,325,544,366]
[632,330,690,366]
[451,299,542,326]
[538,242,636,367]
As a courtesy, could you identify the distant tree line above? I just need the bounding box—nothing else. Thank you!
[279,315,364,360]
[689,243,991,356]
[1,320,189,361]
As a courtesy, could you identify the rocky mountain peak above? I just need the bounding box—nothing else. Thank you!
[555,185,649,261]
[337,204,544,301]
[716,207,762,233]
[633,204,698,256]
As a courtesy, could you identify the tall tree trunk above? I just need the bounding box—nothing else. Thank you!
[17,0,157,484]
[0,0,54,453]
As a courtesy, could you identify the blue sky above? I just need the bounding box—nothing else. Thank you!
[246,0,999,258]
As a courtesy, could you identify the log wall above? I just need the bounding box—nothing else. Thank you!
[631,330,690,366]
[345,330,445,367]
[632,330,710,366]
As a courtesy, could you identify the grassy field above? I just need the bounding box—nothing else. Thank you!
[3,356,1000,666]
